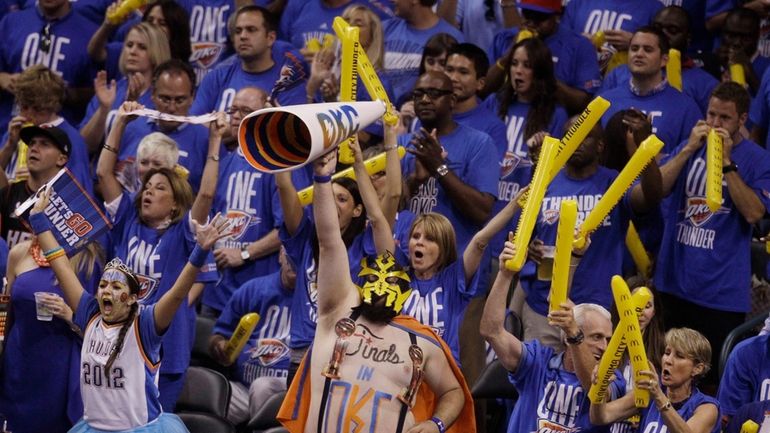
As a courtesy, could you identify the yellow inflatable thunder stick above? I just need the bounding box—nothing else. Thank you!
[625,222,652,278]
[740,420,760,433]
[592,31,606,49]
[730,64,747,86]
[506,136,560,271]
[333,17,398,127]
[296,147,407,206]
[613,277,651,408]
[517,29,536,42]
[332,19,360,165]
[517,97,611,207]
[549,200,578,313]
[573,134,664,249]
[107,0,149,24]
[589,287,651,403]
[706,129,724,213]
[224,312,260,365]
[667,49,683,91]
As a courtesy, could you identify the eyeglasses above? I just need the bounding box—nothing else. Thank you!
[39,24,51,54]
[412,88,453,100]
[484,0,495,22]
[226,106,256,117]
[156,94,190,106]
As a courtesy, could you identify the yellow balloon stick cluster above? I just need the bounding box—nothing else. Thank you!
[625,222,652,278]
[706,129,724,212]
[740,420,760,433]
[549,200,578,313]
[574,134,663,249]
[506,136,560,271]
[614,277,651,408]
[667,49,683,91]
[333,17,398,130]
[589,286,651,403]
[296,147,406,206]
[333,19,360,165]
[730,64,747,86]
[224,312,260,365]
[517,96,611,207]
[106,0,148,24]
[306,34,335,54]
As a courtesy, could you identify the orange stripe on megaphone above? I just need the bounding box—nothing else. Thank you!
[255,113,292,169]
[269,112,308,164]
[240,114,288,171]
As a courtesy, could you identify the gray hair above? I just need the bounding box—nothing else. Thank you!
[560,303,612,343]
[137,132,179,168]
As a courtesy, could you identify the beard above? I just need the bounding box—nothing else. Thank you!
[352,295,398,324]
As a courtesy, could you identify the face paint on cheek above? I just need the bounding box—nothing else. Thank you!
[120,293,128,302]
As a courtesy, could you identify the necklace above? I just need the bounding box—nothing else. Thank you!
[29,240,50,268]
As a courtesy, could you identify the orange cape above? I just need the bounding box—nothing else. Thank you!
[277,314,476,433]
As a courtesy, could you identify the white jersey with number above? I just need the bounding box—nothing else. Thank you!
[75,296,164,431]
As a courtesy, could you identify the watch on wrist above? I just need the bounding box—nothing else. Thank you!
[566,329,585,346]
[240,246,251,261]
[722,162,738,174]
[435,164,449,178]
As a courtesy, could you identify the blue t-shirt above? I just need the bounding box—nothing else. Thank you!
[562,0,662,36]
[79,78,155,141]
[177,0,234,84]
[654,139,770,312]
[600,64,719,116]
[400,123,499,252]
[203,146,282,311]
[190,51,306,115]
[521,167,633,316]
[599,83,701,157]
[119,119,208,192]
[507,340,621,433]
[109,194,217,373]
[717,333,770,416]
[280,208,372,350]
[382,17,465,104]
[399,257,483,363]
[483,95,569,168]
[212,271,293,386]
[455,0,506,56]
[639,388,720,433]
[280,0,392,48]
[0,6,98,136]
[750,67,770,147]
[725,400,770,433]
[488,26,602,95]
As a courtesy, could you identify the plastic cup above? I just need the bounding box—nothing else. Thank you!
[537,246,556,281]
[34,292,55,321]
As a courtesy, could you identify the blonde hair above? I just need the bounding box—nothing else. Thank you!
[137,132,179,168]
[665,328,712,379]
[15,65,65,113]
[341,4,384,71]
[409,213,457,271]
[119,22,172,76]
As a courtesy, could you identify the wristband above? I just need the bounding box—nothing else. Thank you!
[430,416,446,433]
[657,399,672,412]
[102,144,118,153]
[313,174,332,183]
[189,245,208,268]
[384,144,398,151]
[44,248,66,262]
[29,212,51,234]
[722,162,738,174]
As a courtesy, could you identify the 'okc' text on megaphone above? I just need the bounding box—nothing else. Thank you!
[238,101,386,173]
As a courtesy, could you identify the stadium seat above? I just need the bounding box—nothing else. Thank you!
[719,310,769,379]
[177,412,236,433]
[248,391,286,431]
[177,366,231,416]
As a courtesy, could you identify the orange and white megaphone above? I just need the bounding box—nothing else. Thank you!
[238,101,386,173]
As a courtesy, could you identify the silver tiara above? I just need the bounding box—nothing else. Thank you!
[104,258,140,287]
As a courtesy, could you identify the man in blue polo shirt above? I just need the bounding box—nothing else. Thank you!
[599,26,701,156]
[655,82,770,390]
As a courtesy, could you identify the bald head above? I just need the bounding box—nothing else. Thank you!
[229,86,267,134]
[416,71,453,92]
